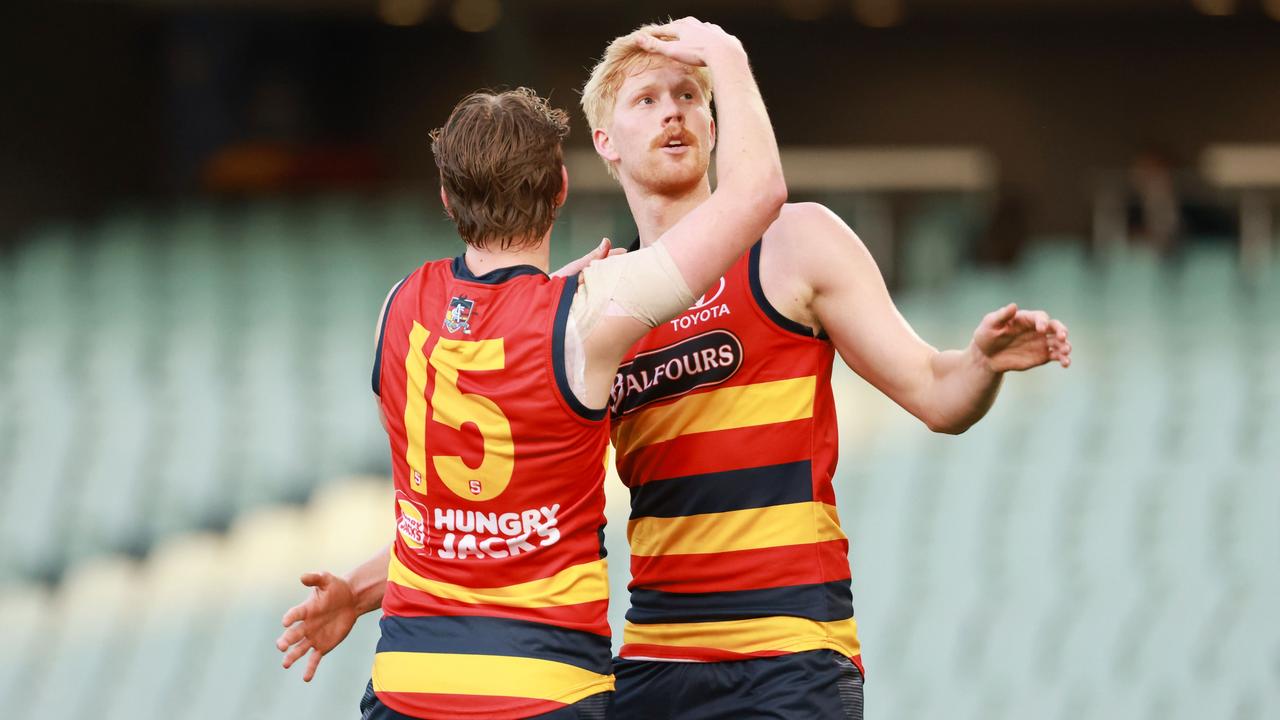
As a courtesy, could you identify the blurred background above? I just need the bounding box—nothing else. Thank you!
[1,1,1278,718]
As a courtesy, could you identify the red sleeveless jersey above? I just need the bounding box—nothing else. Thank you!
[610,242,862,674]
[372,256,613,719]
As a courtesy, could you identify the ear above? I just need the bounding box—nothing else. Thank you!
[592,128,621,164]
[708,116,717,153]
[555,165,569,208]
[439,186,452,217]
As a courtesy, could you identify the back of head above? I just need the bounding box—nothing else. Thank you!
[431,88,570,250]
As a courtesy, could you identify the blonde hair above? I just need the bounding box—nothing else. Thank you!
[580,23,714,178]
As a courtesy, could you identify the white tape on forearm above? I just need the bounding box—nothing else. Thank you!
[571,243,695,334]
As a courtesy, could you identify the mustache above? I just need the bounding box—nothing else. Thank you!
[652,128,696,149]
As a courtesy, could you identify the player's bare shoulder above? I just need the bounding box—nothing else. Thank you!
[764,202,865,260]
[765,202,878,291]
[755,203,829,331]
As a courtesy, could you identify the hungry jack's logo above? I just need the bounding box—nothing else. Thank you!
[444,296,474,334]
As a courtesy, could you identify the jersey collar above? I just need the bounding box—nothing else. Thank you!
[451,254,547,284]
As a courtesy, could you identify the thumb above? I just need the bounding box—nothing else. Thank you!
[300,571,329,589]
[990,303,1017,326]
[592,238,611,260]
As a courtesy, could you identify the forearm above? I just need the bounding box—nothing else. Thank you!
[706,47,784,200]
[658,38,786,294]
[345,543,391,615]
[920,343,1003,434]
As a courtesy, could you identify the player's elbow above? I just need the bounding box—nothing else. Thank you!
[928,419,972,436]
[735,171,787,220]
[922,411,974,435]
[760,172,788,215]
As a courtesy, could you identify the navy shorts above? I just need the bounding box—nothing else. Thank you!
[613,650,863,720]
[359,680,612,720]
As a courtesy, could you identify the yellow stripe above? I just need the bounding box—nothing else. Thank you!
[403,322,430,494]
[628,502,845,557]
[624,616,861,658]
[372,651,613,703]
[613,376,816,451]
[388,549,609,608]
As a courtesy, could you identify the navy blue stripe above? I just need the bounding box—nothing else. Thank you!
[451,254,547,283]
[371,275,410,396]
[552,275,607,421]
[375,614,612,675]
[626,580,854,625]
[629,460,813,519]
[748,242,829,340]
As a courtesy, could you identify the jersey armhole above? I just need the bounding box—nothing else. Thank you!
[552,275,607,422]
[371,275,410,397]
[748,241,830,341]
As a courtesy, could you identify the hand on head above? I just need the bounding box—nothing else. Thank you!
[631,17,745,67]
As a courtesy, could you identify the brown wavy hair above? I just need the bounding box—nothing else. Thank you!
[430,88,570,250]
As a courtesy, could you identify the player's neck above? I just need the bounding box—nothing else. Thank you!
[462,234,551,275]
[626,177,712,248]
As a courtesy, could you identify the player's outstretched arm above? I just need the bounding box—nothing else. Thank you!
[276,543,390,681]
[779,203,1070,434]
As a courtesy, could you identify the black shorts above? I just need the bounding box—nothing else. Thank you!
[613,650,863,720]
[358,680,611,720]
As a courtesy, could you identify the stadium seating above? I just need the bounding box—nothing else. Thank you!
[0,199,1275,718]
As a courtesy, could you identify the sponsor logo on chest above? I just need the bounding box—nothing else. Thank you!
[669,276,731,332]
[611,329,743,417]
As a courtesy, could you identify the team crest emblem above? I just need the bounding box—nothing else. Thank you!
[444,296,474,334]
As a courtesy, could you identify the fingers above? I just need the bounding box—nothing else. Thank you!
[1053,340,1073,368]
[277,621,306,651]
[303,648,324,683]
[645,16,697,36]
[281,601,307,628]
[983,303,1017,329]
[607,247,627,257]
[1048,318,1068,342]
[633,31,667,50]
[1020,309,1050,334]
[631,19,714,67]
[281,638,312,670]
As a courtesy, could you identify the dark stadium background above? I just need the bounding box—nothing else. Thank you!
[1,2,1276,718]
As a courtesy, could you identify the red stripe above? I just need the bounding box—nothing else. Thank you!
[630,540,850,594]
[619,645,865,676]
[813,476,837,505]
[617,419,815,487]
[377,690,567,720]
[617,643,789,661]
[382,582,611,637]
[393,537,604,589]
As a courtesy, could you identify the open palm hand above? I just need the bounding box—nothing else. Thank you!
[276,571,360,682]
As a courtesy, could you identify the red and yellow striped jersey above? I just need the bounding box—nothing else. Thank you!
[610,242,863,675]
[372,256,613,719]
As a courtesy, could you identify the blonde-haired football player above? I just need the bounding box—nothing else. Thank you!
[576,20,1070,720]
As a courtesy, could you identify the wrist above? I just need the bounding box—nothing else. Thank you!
[967,340,998,375]
[344,570,379,614]
[704,42,748,70]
